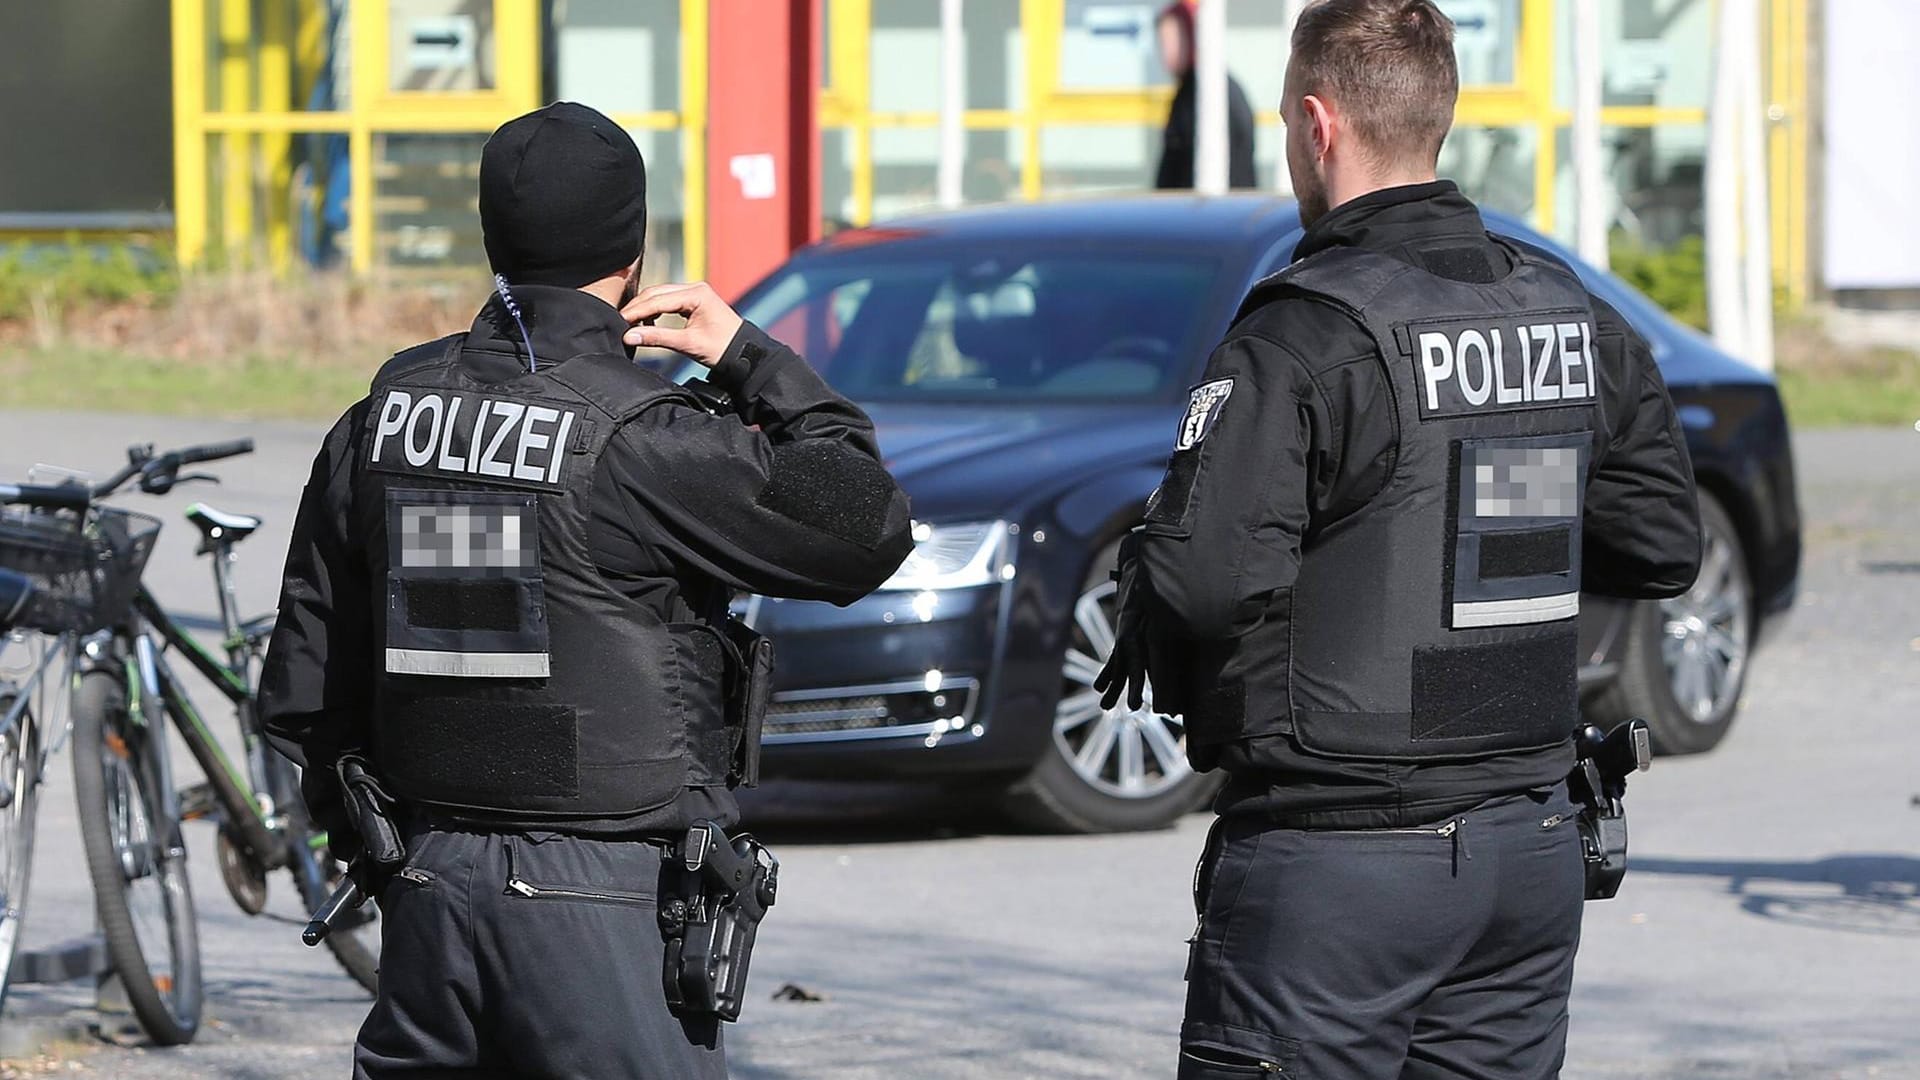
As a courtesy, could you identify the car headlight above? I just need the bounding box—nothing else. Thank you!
[879,520,1012,591]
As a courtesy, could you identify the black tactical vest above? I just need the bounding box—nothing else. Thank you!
[351,336,738,818]
[1237,240,1600,762]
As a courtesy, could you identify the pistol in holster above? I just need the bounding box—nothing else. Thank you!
[1567,718,1651,901]
[302,753,405,946]
[659,820,779,1022]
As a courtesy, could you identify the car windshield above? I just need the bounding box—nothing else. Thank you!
[732,250,1220,401]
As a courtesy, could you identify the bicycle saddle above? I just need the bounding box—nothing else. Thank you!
[186,503,263,545]
[0,568,32,630]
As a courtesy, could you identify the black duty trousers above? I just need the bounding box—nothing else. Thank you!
[353,825,728,1080]
[1180,785,1585,1080]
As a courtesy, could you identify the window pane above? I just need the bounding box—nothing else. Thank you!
[1042,124,1157,197]
[1436,0,1522,87]
[387,0,497,93]
[374,133,488,269]
[1553,0,1713,111]
[1224,0,1291,117]
[1440,125,1537,222]
[869,0,1024,112]
[552,0,679,115]
[872,127,940,218]
[1059,0,1166,91]
[1553,124,1707,248]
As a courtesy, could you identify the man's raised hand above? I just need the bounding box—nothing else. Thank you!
[621,282,745,368]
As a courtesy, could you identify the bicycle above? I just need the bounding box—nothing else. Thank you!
[1,566,68,1006]
[0,440,379,1045]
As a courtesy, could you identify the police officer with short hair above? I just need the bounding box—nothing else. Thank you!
[1096,2,1703,1076]
[260,102,913,1078]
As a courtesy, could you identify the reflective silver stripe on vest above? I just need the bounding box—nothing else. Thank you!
[385,648,551,678]
[1450,592,1580,628]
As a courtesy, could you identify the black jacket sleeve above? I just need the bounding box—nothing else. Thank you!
[259,401,375,854]
[1581,296,1703,599]
[1135,333,1325,640]
[597,321,914,604]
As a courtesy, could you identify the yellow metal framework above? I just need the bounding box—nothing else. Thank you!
[811,0,1805,295]
[1767,0,1811,302]
[173,0,709,278]
[171,0,1808,296]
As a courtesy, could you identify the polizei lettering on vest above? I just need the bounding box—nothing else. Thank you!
[370,388,578,488]
[1413,318,1597,419]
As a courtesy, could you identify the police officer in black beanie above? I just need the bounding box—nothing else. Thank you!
[261,101,914,1078]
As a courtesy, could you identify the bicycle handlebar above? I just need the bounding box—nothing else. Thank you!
[177,438,254,466]
[0,438,257,510]
[0,482,91,512]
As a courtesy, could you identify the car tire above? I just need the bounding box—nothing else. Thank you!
[1588,492,1753,755]
[1004,541,1221,833]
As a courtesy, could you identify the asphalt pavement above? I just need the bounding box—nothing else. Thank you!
[0,410,1915,1080]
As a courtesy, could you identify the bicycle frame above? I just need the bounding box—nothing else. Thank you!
[83,532,300,872]
[1,635,67,745]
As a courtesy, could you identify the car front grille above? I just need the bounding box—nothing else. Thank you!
[763,678,979,744]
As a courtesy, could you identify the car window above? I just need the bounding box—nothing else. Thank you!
[730,252,1220,401]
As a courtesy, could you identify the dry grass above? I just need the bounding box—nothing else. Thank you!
[1772,317,1920,428]
[0,269,483,419]
[3,268,475,365]
[4,268,1917,427]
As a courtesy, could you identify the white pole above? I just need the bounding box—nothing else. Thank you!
[1572,0,1609,269]
[938,0,966,210]
[1736,0,1775,371]
[1705,0,1747,359]
[1194,0,1229,195]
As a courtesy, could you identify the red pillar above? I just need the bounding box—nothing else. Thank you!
[705,0,823,300]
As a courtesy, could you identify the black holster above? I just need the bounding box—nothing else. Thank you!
[338,753,406,870]
[302,754,404,947]
[1568,719,1651,901]
[659,820,779,1022]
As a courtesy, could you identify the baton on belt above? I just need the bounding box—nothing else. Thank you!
[303,863,367,947]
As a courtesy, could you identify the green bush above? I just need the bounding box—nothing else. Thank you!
[0,238,178,321]
[1609,234,1709,330]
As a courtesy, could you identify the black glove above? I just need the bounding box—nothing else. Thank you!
[1094,531,1149,711]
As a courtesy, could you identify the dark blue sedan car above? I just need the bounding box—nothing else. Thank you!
[719,195,1800,832]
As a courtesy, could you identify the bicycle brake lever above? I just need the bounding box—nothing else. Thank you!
[172,473,220,487]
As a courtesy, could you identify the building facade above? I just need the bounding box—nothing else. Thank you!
[9,1,1823,302]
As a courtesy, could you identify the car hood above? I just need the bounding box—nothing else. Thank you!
[864,400,1173,522]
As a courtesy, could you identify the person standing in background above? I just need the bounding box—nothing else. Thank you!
[1154,0,1259,190]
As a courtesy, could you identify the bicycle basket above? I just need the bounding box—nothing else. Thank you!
[0,507,161,635]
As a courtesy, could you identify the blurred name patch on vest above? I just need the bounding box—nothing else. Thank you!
[400,504,535,571]
[370,387,580,489]
[1412,319,1598,419]
[1473,446,1580,518]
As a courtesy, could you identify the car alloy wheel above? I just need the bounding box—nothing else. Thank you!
[1053,580,1195,799]
[1659,520,1751,725]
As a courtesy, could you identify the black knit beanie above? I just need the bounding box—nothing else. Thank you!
[479,102,647,287]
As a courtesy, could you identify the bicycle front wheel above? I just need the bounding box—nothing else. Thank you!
[0,692,43,1008]
[71,669,202,1045]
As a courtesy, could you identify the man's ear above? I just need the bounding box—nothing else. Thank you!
[1302,93,1335,164]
